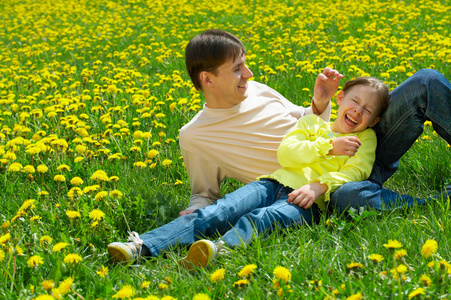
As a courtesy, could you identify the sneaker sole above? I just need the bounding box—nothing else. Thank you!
[181,240,214,270]
[108,242,133,263]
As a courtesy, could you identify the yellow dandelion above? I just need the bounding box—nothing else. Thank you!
[408,287,425,299]
[238,264,257,278]
[74,156,84,163]
[369,254,384,263]
[97,265,108,278]
[70,177,84,186]
[421,239,438,258]
[56,164,70,172]
[27,255,44,268]
[0,232,11,245]
[147,149,159,159]
[158,283,168,290]
[40,235,53,247]
[210,268,226,283]
[419,274,432,287]
[109,176,120,182]
[134,161,147,168]
[273,266,291,283]
[63,253,82,264]
[347,262,364,269]
[57,277,73,295]
[0,249,5,262]
[193,293,211,300]
[94,191,108,201]
[36,164,49,173]
[140,281,151,289]
[54,174,66,182]
[112,285,136,299]
[42,280,55,291]
[346,292,363,300]
[109,189,123,199]
[65,210,81,219]
[162,159,172,167]
[21,165,35,173]
[89,209,105,221]
[395,249,407,259]
[52,242,70,252]
[233,279,249,287]
[35,295,55,300]
[8,162,23,172]
[383,239,403,249]
[90,170,109,181]
[83,185,100,193]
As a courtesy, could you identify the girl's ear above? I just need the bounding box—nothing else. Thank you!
[336,90,344,105]
[369,117,381,128]
[199,71,213,87]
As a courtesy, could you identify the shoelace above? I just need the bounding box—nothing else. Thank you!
[127,231,144,256]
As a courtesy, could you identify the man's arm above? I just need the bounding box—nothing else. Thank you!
[311,67,344,115]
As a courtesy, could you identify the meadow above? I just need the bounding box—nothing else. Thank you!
[0,0,450,299]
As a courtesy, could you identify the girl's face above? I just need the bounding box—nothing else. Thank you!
[332,84,381,134]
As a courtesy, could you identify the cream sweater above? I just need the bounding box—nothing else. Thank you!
[179,81,331,210]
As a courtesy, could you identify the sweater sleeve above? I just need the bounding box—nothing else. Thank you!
[180,147,222,211]
[314,128,377,201]
[277,115,333,167]
[259,82,331,122]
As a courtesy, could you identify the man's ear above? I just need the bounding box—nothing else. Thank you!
[369,117,380,128]
[336,90,344,105]
[199,71,213,87]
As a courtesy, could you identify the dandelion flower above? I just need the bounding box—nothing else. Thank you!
[273,266,291,283]
[109,189,123,199]
[421,239,438,258]
[54,174,66,182]
[395,249,407,259]
[162,159,172,167]
[346,292,363,300]
[56,164,70,172]
[22,165,35,173]
[233,279,249,287]
[210,268,226,283]
[27,255,44,268]
[158,283,168,290]
[95,190,108,201]
[64,253,82,264]
[383,239,403,249]
[90,170,109,181]
[0,249,5,262]
[57,277,73,295]
[35,295,55,300]
[238,264,257,277]
[140,281,151,289]
[70,177,84,186]
[419,274,432,287]
[369,254,384,263]
[40,236,53,247]
[74,156,84,163]
[112,285,136,299]
[52,242,70,252]
[147,149,159,159]
[347,262,364,269]
[408,287,425,299]
[0,232,11,245]
[42,280,55,291]
[89,209,105,221]
[193,293,211,300]
[37,164,49,173]
[109,176,120,182]
[8,162,23,172]
[66,210,81,219]
[97,265,108,278]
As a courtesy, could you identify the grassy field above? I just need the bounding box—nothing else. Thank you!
[0,0,450,299]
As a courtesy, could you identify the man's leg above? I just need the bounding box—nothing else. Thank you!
[138,179,281,256]
[331,69,451,211]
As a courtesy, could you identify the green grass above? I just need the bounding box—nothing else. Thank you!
[0,0,450,299]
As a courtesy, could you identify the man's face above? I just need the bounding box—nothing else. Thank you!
[208,53,254,109]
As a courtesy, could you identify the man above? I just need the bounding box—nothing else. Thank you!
[178,29,343,216]
[107,29,343,263]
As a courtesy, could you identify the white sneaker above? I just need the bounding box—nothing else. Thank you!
[108,232,144,264]
[181,240,227,270]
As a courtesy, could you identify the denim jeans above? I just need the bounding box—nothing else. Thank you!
[140,179,320,256]
[331,69,451,211]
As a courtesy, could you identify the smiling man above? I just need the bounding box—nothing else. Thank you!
[178,29,343,215]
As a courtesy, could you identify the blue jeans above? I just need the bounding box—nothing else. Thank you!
[140,179,320,256]
[331,69,451,211]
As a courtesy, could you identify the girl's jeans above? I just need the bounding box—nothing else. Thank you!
[140,179,320,256]
[331,69,451,211]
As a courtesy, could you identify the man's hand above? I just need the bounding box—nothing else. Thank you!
[287,182,327,209]
[329,136,361,156]
[179,209,194,216]
[312,68,344,114]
